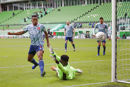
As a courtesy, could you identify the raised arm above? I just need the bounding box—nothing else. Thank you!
[8,31,25,35]
[57,63,68,74]
[49,47,69,74]
[50,51,60,62]
[44,30,50,47]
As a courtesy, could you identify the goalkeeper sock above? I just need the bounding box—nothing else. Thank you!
[97,45,100,55]
[103,46,106,55]
[31,59,38,66]
[39,60,44,74]
[72,44,75,49]
[65,43,67,50]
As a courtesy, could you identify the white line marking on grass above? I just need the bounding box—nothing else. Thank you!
[64,82,110,87]
[0,60,105,69]
[71,60,104,64]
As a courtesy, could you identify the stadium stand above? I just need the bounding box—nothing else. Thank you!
[1,9,43,24]
[0,2,129,30]
[76,2,130,22]
[76,3,112,22]
[0,10,22,24]
[39,4,98,23]
[117,2,130,19]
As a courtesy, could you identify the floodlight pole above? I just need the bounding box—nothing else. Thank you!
[112,0,117,82]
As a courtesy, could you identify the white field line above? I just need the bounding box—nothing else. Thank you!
[64,82,110,87]
[0,60,105,69]
[117,80,130,84]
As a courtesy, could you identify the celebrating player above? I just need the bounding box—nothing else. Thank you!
[8,15,50,77]
[64,21,75,52]
[49,47,82,80]
[94,17,108,56]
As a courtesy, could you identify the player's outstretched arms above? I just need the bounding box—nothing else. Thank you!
[8,31,25,35]
[57,63,68,74]
[71,66,82,74]
[48,46,61,61]
[49,46,54,54]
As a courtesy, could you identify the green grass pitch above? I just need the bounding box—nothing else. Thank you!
[0,38,130,87]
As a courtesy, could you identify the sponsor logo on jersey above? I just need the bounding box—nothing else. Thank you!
[37,27,40,30]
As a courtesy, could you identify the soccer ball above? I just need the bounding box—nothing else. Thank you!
[96,32,106,41]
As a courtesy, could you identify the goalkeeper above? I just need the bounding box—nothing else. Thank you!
[49,47,82,80]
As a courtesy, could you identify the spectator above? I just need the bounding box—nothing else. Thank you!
[24,18,26,22]
[58,9,61,11]
[41,14,43,18]
[92,22,95,28]
[44,8,46,11]
[85,31,90,38]
[48,29,51,35]
[40,11,42,13]
[79,23,82,28]
[124,12,127,18]
[44,8,48,15]
[73,23,77,28]
[47,29,53,38]
[123,34,126,39]
[12,12,15,16]
[89,22,91,28]
[45,11,47,15]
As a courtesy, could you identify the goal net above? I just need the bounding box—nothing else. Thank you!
[112,0,130,83]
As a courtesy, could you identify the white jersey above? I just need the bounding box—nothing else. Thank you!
[94,23,108,34]
[23,24,45,46]
[64,25,74,37]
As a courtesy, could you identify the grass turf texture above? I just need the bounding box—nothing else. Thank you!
[0,38,130,87]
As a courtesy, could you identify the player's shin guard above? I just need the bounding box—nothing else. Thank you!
[103,46,106,55]
[39,60,44,75]
[65,43,67,50]
[97,45,100,56]
[31,59,38,66]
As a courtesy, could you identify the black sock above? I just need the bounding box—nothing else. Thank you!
[103,46,106,53]
[72,44,75,49]
[31,59,38,66]
[97,45,100,54]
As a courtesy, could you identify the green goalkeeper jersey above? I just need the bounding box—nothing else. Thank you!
[51,53,78,80]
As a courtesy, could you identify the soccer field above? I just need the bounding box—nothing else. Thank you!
[0,38,130,87]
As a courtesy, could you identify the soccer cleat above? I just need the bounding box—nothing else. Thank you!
[32,64,39,69]
[73,49,76,52]
[41,72,46,77]
[97,53,100,56]
[65,49,67,52]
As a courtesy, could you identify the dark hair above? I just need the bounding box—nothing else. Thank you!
[100,17,104,20]
[32,15,38,18]
[61,55,69,62]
